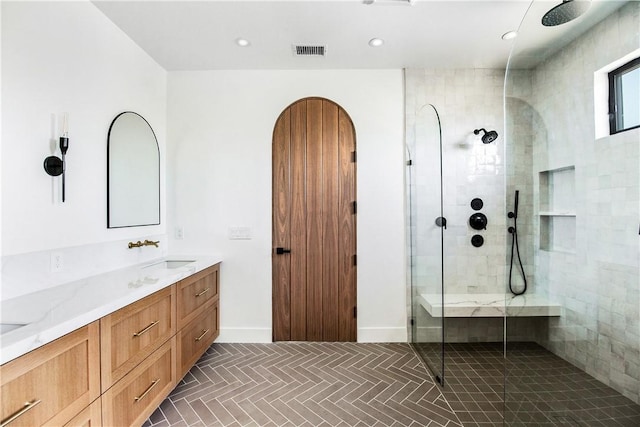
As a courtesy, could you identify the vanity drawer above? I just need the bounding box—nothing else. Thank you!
[177,264,219,328]
[0,322,100,427]
[177,299,219,378]
[102,337,176,427]
[100,286,176,391]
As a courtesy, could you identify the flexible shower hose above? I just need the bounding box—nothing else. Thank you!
[508,218,527,296]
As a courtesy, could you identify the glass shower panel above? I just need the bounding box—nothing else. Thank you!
[409,104,445,385]
[504,1,640,425]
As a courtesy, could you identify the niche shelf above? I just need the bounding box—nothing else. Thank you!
[539,166,576,253]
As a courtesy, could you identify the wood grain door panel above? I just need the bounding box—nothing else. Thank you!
[272,97,356,342]
[272,107,291,341]
[290,100,308,341]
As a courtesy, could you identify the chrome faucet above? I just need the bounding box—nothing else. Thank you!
[128,240,160,249]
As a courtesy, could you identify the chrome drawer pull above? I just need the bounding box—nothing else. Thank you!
[1,399,41,427]
[134,379,160,402]
[195,329,210,342]
[132,320,159,337]
[195,288,209,297]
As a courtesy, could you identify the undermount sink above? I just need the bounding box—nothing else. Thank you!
[1,323,27,334]
[143,260,195,269]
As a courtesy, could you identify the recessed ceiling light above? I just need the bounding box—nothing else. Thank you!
[369,38,384,47]
[235,38,250,47]
[501,31,518,41]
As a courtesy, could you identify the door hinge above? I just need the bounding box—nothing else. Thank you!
[353,254,357,266]
[351,151,357,163]
[407,159,412,166]
[352,201,357,215]
[353,307,357,318]
[410,317,415,326]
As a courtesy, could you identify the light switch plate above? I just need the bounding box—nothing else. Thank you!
[229,226,252,240]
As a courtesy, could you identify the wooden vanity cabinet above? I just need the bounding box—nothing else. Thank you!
[178,298,219,378]
[1,262,220,427]
[100,286,176,392]
[0,322,100,427]
[177,264,219,329]
[101,338,176,427]
[176,264,220,379]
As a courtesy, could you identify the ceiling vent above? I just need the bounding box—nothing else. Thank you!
[293,45,327,57]
[363,0,414,5]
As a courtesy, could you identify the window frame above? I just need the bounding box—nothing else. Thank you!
[608,56,640,135]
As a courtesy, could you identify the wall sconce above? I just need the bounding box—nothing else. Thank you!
[44,114,70,202]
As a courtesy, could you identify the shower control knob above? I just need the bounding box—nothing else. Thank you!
[471,198,484,211]
[469,213,488,230]
[471,235,484,247]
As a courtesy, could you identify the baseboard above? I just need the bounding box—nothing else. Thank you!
[216,327,407,343]
[357,327,407,343]
[217,328,272,343]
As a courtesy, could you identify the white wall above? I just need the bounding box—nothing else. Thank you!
[167,70,406,342]
[1,1,167,299]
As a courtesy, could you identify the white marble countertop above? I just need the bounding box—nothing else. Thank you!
[0,255,222,365]
[417,293,562,318]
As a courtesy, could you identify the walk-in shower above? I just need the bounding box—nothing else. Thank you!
[407,1,639,425]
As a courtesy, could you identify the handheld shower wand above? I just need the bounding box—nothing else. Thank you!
[508,190,527,295]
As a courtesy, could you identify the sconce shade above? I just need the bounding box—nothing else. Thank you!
[44,156,64,176]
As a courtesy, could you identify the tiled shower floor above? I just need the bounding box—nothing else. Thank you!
[144,342,640,427]
[440,342,640,427]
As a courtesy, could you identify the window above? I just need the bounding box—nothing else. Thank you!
[609,57,640,134]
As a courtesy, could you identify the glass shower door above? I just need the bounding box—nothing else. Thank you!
[409,104,445,385]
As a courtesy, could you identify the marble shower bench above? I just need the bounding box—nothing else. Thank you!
[417,293,562,318]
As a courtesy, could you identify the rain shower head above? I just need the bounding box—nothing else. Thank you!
[542,0,591,27]
[474,128,498,144]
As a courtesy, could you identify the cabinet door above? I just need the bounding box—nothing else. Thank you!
[0,322,100,427]
[101,286,176,391]
[177,299,219,379]
[102,337,176,427]
[177,264,219,329]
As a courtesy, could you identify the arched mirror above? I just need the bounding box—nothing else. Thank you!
[107,111,160,228]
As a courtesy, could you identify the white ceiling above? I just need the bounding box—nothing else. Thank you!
[93,0,629,71]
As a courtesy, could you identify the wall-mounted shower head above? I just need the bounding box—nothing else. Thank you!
[542,0,591,27]
[474,128,498,144]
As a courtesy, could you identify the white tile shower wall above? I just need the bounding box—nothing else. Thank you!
[1,235,168,301]
[520,2,639,404]
[405,68,510,343]
[505,73,536,296]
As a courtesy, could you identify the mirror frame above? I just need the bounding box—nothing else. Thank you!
[107,111,160,228]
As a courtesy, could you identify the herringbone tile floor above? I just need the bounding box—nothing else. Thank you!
[143,342,463,427]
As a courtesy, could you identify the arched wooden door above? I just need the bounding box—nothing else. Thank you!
[272,97,357,342]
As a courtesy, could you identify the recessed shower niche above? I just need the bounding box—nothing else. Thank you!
[539,166,576,252]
